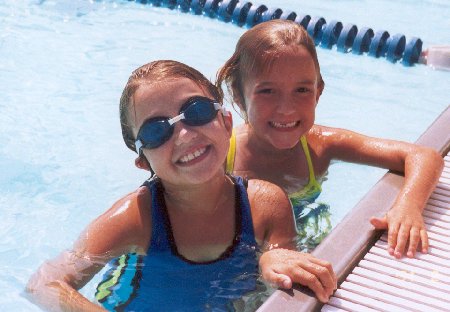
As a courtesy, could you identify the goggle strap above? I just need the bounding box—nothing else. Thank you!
[168,112,185,125]
[135,139,143,153]
[214,102,230,117]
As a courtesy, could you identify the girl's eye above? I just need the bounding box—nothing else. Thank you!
[296,87,309,93]
[257,88,274,94]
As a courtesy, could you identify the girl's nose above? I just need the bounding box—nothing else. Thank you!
[276,96,297,115]
[173,123,198,146]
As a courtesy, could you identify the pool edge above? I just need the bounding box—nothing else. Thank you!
[257,105,450,312]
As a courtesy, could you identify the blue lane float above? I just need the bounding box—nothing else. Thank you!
[132,0,423,66]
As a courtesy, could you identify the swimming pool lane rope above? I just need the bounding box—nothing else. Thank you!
[132,0,423,66]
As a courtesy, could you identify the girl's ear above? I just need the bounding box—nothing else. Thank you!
[223,110,233,136]
[135,155,151,171]
[316,83,324,104]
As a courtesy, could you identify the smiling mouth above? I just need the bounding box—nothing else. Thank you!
[178,146,208,164]
[270,121,299,128]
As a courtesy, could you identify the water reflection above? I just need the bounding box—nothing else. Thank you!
[296,202,332,252]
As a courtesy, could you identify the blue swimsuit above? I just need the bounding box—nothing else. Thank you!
[96,176,259,311]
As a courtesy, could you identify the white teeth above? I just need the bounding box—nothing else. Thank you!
[271,121,297,128]
[179,147,207,163]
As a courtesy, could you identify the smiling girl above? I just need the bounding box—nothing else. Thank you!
[217,19,443,259]
[26,60,336,311]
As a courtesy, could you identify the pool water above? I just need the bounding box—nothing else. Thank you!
[1,0,449,310]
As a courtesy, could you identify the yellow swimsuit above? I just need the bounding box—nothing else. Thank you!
[226,129,330,251]
[226,129,322,208]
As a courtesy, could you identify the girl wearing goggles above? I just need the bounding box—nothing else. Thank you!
[27,60,336,311]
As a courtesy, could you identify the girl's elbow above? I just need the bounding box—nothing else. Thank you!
[422,147,444,171]
[25,272,58,297]
[26,267,65,296]
[25,272,49,308]
[26,272,42,295]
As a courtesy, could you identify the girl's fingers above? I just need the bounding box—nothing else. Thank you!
[370,216,388,229]
[263,270,292,289]
[387,222,400,256]
[290,269,328,303]
[420,229,429,253]
[260,250,335,302]
[309,257,334,273]
[394,224,410,258]
[307,258,337,290]
[407,227,420,258]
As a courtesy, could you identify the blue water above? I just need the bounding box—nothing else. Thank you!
[0,0,449,310]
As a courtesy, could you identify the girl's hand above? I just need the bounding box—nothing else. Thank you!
[259,248,336,303]
[370,207,428,258]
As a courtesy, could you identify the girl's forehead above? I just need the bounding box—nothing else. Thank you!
[247,46,316,79]
[130,78,207,128]
[134,79,204,107]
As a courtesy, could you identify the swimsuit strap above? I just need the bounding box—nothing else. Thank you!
[300,135,317,186]
[226,129,321,198]
[227,130,317,182]
[146,174,256,259]
[232,175,256,245]
[143,178,172,251]
[227,130,317,179]
[226,128,236,173]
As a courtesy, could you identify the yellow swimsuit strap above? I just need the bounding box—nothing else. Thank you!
[288,136,322,204]
[226,128,237,173]
[227,130,319,189]
[300,135,319,189]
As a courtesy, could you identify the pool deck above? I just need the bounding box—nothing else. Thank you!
[257,105,450,312]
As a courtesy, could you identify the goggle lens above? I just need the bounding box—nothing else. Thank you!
[138,117,174,149]
[182,99,217,126]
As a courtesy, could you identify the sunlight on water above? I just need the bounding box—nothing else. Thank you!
[0,0,448,310]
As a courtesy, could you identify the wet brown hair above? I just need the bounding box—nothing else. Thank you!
[216,19,324,115]
[120,60,222,152]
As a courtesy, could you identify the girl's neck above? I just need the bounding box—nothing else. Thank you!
[243,124,302,159]
[162,172,234,215]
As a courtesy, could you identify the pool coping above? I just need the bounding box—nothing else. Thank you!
[257,105,450,312]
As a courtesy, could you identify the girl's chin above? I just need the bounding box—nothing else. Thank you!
[177,159,225,183]
[267,134,300,150]
[272,141,298,150]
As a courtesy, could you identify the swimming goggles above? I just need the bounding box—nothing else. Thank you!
[135,96,227,153]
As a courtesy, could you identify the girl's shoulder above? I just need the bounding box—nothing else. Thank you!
[245,178,297,247]
[307,124,360,148]
[246,178,291,218]
[305,125,337,154]
[306,125,359,167]
[78,186,152,256]
[101,186,151,224]
[308,124,344,138]
[246,178,287,200]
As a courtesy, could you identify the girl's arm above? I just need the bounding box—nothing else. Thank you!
[26,187,151,311]
[26,250,108,312]
[313,125,444,258]
[248,179,337,303]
